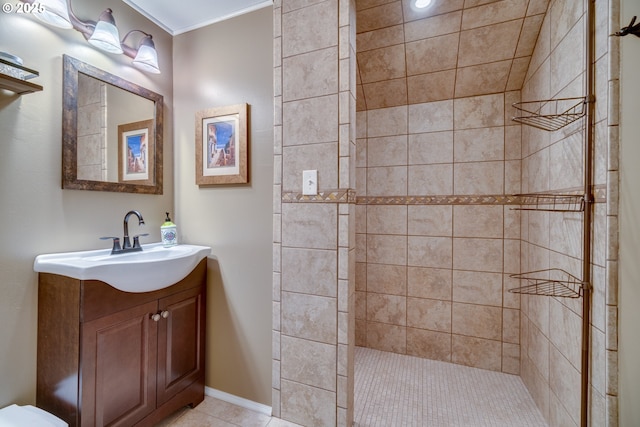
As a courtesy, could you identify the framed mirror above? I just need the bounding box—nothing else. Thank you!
[62,55,163,194]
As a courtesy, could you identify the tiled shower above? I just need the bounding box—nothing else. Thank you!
[273,0,619,426]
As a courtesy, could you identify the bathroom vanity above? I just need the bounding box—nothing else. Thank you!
[36,258,207,427]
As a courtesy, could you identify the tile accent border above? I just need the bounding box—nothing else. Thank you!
[282,186,607,206]
[281,189,356,203]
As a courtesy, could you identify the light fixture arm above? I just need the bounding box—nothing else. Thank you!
[120,30,153,60]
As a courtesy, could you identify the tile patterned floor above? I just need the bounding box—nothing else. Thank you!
[164,347,547,426]
[354,347,548,427]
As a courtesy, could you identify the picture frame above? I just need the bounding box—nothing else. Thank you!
[118,119,154,185]
[195,103,248,185]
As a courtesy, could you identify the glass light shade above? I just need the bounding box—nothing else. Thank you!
[133,44,160,74]
[414,0,433,8]
[88,20,123,54]
[33,0,72,29]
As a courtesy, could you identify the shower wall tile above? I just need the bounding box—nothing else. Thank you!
[453,162,504,195]
[362,78,408,109]
[452,270,503,306]
[283,142,339,191]
[452,302,502,340]
[407,236,453,269]
[407,328,452,362]
[367,105,407,137]
[367,166,407,196]
[407,267,452,301]
[502,342,521,374]
[516,14,546,57]
[357,44,406,84]
[457,19,522,67]
[282,0,338,57]
[461,0,528,30]
[527,0,549,16]
[282,47,338,101]
[282,247,338,297]
[366,293,406,325]
[356,1,403,33]
[407,205,453,236]
[405,33,460,75]
[367,205,407,234]
[367,234,407,265]
[282,203,337,249]
[408,164,454,195]
[282,292,337,344]
[281,380,336,427]
[281,335,337,391]
[409,100,454,133]
[283,94,339,146]
[503,308,520,344]
[453,237,503,272]
[357,24,404,52]
[549,299,582,370]
[408,131,454,165]
[507,57,531,91]
[454,61,511,98]
[550,21,585,97]
[454,93,505,130]
[549,346,581,425]
[452,335,502,371]
[366,321,406,353]
[454,127,505,162]
[367,135,407,167]
[453,205,504,238]
[404,10,462,42]
[407,297,452,332]
[407,70,456,104]
[366,263,406,295]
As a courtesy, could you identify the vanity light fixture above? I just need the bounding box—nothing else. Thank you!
[414,0,433,8]
[19,0,160,74]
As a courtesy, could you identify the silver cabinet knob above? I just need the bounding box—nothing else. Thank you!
[161,310,169,319]
[151,313,161,322]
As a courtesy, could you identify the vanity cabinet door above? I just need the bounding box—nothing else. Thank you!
[156,286,205,405]
[81,300,159,427]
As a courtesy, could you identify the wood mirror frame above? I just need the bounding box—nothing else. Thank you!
[62,55,163,194]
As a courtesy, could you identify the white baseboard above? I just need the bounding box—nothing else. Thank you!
[204,386,272,416]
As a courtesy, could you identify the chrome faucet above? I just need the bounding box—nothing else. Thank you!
[123,210,145,250]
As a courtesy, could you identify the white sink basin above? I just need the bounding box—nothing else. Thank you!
[34,243,211,293]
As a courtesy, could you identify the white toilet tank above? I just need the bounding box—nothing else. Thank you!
[0,404,67,427]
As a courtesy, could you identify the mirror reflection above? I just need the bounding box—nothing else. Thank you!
[62,55,163,194]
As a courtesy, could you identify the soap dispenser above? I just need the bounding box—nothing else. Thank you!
[161,212,178,247]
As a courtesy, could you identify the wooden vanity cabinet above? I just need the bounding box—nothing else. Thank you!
[36,259,207,427]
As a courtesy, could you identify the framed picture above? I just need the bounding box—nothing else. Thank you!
[195,103,248,185]
[118,119,154,185]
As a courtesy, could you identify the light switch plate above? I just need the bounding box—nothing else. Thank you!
[302,170,318,195]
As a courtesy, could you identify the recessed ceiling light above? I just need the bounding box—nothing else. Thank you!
[414,0,433,8]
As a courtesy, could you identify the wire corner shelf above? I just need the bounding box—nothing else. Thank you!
[512,193,585,212]
[512,97,587,131]
[509,268,584,298]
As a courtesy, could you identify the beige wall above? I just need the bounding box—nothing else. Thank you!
[0,0,173,407]
[172,7,274,406]
[619,0,640,425]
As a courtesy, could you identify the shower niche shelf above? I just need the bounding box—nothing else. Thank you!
[512,193,585,212]
[509,268,585,299]
[512,97,587,131]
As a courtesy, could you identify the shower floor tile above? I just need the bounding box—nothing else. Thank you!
[355,347,548,427]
